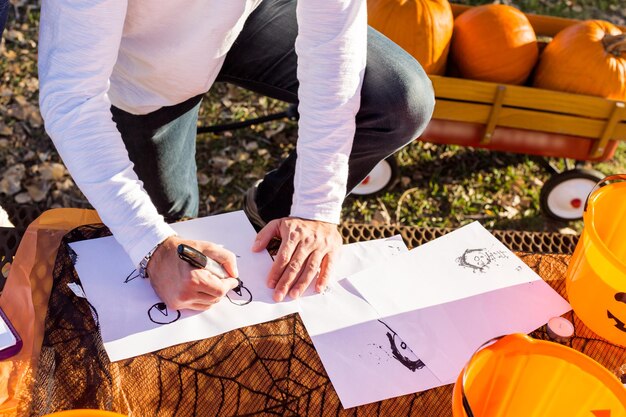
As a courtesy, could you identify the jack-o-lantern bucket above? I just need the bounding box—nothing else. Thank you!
[451,334,626,417]
[567,174,626,346]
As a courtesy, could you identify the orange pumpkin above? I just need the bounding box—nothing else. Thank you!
[533,20,626,100]
[450,4,538,84]
[367,0,454,75]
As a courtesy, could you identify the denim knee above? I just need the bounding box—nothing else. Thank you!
[382,65,435,150]
[361,28,436,153]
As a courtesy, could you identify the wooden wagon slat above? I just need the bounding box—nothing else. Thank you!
[591,102,626,158]
[430,76,624,121]
[433,100,626,141]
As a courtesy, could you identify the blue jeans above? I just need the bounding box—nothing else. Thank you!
[112,0,435,223]
[0,0,8,36]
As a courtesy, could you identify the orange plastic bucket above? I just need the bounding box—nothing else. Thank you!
[567,175,626,346]
[451,334,626,417]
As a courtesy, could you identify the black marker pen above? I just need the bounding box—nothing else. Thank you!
[177,244,242,290]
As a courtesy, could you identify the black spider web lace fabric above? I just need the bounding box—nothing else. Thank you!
[21,225,626,416]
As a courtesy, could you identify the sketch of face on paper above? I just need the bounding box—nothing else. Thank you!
[123,269,252,324]
[363,320,425,372]
[456,247,510,273]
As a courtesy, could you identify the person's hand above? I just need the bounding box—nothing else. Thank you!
[147,235,240,310]
[252,217,341,301]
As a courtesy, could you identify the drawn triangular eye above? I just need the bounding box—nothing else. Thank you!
[148,302,180,324]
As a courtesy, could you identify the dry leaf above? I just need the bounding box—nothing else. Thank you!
[0,123,13,136]
[38,162,66,181]
[217,176,233,186]
[26,181,50,202]
[55,178,74,191]
[236,151,250,162]
[5,30,25,44]
[14,191,32,204]
[263,122,285,139]
[371,209,391,225]
[211,156,233,172]
[244,141,259,151]
[197,172,210,186]
[0,164,25,195]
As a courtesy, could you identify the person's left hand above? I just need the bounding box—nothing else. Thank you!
[252,217,342,301]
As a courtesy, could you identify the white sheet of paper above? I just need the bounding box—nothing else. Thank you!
[71,211,299,362]
[349,221,571,382]
[298,237,446,408]
[349,222,547,317]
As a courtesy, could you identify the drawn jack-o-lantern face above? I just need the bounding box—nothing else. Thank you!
[606,292,626,333]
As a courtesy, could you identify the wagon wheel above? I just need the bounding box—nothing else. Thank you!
[351,156,399,196]
[540,168,605,221]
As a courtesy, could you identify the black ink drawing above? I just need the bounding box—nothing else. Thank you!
[124,268,142,283]
[148,302,181,325]
[457,247,510,273]
[387,243,404,253]
[226,279,253,306]
[377,320,425,372]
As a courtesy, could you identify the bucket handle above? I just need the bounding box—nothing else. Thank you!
[584,174,626,212]
[461,335,508,417]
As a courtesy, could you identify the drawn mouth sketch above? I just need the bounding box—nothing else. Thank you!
[148,302,181,325]
[457,247,510,273]
[377,320,425,372]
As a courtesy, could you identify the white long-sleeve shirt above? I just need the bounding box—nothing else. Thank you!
[38,0,367,266]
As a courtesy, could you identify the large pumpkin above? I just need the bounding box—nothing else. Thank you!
[450,4,538,84]
[367,0,454,75]
[533,20,626,100]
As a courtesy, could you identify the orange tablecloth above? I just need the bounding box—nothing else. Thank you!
[1,209,625,416]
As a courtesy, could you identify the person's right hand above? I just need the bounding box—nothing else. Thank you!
[146,235,240,311]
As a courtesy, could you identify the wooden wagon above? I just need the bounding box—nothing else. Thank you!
[356,4,626,221]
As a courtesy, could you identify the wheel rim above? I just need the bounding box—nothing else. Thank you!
[352,159,393,196]
[546,178,597,220]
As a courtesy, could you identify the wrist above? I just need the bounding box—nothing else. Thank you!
[139,238,169,278]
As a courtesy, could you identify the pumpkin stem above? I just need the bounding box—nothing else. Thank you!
[602,34,626,57]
